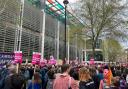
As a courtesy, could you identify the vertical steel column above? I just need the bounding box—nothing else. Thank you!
[57,21,60,61]
[67,25,70,63]
[41,9,46,61]
[17,0,24,51]
[64,5,67,60]
[63,0,69,61]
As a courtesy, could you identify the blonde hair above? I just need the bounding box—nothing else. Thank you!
[79,67,91,81]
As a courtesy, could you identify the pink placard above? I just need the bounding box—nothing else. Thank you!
[48,56,56,65]
[40,59,47,67]
[14,51,22,64]
[32,52,41,65]
[89,58,95,65]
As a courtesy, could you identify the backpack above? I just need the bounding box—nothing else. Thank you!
[79,79,95,89]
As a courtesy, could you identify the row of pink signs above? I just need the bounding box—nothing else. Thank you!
[13,51,56,66]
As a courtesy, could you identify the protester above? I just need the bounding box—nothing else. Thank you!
[119,76,127,89]
[4,74,26,89]
[0,61,128,89]
[40,66,48,89]
[46,69,55,89]
[0,64,10,89]
[79,67,95,89]
[53,64,74,89]
[27,72,42,89]
[3,64,26,89]
[97,68,104,82]
[99,66,113,89]
[89,67,99,89]
[70,70,79,89]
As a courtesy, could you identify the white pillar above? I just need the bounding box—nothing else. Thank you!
[16,0,24,51]
[41,10,46,61]
[67,26,70,64]
[57,21,60,61]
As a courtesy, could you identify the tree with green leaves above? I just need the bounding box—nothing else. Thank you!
[76,0,128,58]
[67,24,85,60]
[69,24,85,49]
[102,38,123,62]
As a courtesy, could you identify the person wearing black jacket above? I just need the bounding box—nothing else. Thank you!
[79,67,96,89]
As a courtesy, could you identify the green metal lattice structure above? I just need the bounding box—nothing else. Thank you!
[27,0,83,26]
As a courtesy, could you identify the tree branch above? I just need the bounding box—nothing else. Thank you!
[0,0,9,15]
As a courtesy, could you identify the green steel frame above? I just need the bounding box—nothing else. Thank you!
[27,0,83,26]
[45,0,83,26]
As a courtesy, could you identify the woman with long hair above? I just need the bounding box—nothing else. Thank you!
[79,67,95,89]
[28,72,42,89]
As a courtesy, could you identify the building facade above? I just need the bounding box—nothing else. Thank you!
[0,0,77,61]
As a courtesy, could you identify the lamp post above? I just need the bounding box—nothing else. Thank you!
[63,0,69,60]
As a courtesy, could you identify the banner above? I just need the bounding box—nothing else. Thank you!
[14,51,22,64]
[32,52,41,65]
[0,52,14,66]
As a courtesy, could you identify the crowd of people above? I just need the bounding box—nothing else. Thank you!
[0,62,128,89]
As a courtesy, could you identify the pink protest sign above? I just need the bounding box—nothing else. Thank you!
[89,58,95,65]
[40,59,47,67]
[14,51,22,64]
[32,52,41,65]
[48,56,56,65]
